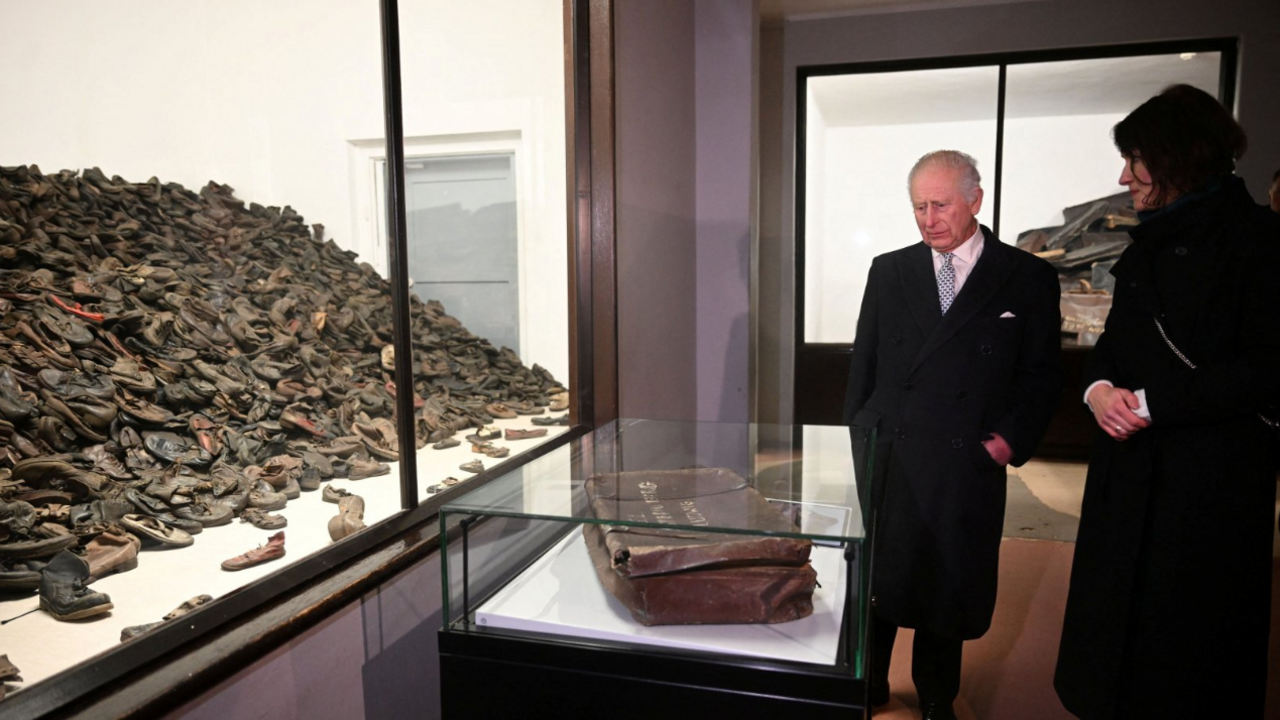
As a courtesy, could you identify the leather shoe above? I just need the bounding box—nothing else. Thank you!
[221,531,285,571]
[327,496,365,541]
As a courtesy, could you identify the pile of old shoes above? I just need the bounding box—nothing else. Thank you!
[221,531,285,571]
[328,496,365,542]
[0,162,569,589]
[39,549,113,621]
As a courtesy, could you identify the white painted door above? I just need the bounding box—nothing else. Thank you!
[404,153,519,354]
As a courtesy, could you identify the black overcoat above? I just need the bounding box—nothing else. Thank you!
[844,228,1062,640]
[1055,177,1280,719]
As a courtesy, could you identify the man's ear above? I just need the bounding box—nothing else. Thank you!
[969,186,984,216]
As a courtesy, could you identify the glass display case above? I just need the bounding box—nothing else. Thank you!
[438,419,877,717]
[0,0,575,712]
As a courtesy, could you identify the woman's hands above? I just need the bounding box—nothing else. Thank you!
[1088,384,1150,441]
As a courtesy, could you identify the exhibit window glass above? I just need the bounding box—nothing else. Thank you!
[396,0,572,504]
[1001,52,1221,346]
[0,0,574,704]
[440,420,876,677]
[802,66,999,344]
[0,0,396,693]
[799,44,1233,349]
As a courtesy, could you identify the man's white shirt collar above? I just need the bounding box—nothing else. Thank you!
[930,224,984,265]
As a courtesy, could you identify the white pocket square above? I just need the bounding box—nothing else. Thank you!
[999,311,1016,318]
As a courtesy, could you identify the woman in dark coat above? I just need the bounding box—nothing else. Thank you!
[1055,84,1280,719]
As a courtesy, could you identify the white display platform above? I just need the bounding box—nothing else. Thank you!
[0,417,566,691]
[474,526,849,665]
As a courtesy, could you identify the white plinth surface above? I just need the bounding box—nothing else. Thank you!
[0,417,566,693]
[474,526,849,665]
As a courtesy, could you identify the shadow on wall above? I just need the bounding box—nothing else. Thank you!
[362,613,441,720]
[716,224,750,424]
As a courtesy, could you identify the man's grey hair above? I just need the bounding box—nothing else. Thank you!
[908,150,982,203]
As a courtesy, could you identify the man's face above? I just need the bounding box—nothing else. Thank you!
[911,165,982,253]
[1269,176,1280,213]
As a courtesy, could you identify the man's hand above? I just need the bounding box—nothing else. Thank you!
[982,433,1013,466]
[1087,384,1150,441]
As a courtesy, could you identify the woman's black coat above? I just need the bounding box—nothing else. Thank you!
[1054,176,1280,719]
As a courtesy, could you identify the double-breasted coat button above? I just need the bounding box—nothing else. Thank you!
[951,438,964,448]
[1175,246,1188,256]
[981,345,993,356]
[1129,280,1138,288]
[891,334,903,344]
[894,428,906,440]
[956,391,968,400]
[903,382,913,392]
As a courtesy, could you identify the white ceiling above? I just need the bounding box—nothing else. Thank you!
[808,52,1222,127]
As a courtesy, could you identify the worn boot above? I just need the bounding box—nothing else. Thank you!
[39,549,114,621]
[83,526,141,583]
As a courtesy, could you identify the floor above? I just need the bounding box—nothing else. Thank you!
[872,460,1280,719]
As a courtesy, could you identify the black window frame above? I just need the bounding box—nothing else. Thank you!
[792,38,1238,424]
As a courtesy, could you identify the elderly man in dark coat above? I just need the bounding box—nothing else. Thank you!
[844,150,1062,719]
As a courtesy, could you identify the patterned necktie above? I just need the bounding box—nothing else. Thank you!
[937,252,955,315]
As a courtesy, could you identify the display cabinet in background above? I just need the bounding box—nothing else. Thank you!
[439,420,877,717]
[794,39,1237,458]
[0,0,578,715]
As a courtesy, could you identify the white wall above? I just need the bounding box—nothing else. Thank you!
[801,87,828,342]
[0,0,568,383]
[804,112,1126,345]
[999,113,1128,236]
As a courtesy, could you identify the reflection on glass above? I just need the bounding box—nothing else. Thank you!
[1001,53,1221,346]
[804,66,1000,343]
[448,419,869,537]
[396,0,572,503]
[0,0,397,696]
[441,420,874,673]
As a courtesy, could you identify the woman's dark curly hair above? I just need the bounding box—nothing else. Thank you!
[1113,83,1247,207]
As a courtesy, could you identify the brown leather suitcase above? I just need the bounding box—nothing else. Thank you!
[583,468,817,625]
